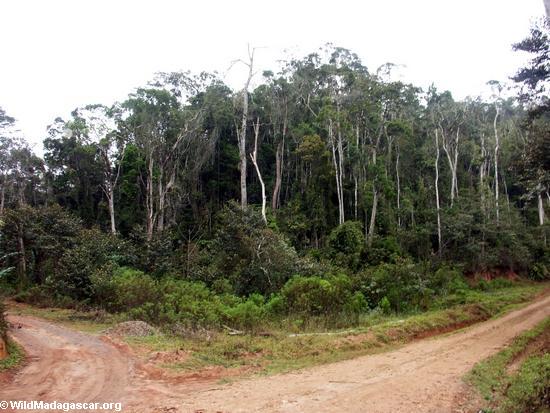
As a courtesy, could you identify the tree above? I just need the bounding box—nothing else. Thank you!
[72,104,127,234]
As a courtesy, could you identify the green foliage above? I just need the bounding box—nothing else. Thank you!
[329,221,364,255]
[362,236,403,266]
[355,260,434,312]
[209,201,302,295]
[52,228,136,300]
[280,274,363,317]
[501,354,550,413]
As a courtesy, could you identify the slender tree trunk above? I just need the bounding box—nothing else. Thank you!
[329,118,345,225]
[396,145,401,228]
[17,222,26,288]
[146,157,155,242]
[250,118,267,224]
[0,178,5,216]
[538,191,546,226]
[480,132,486,212]
[108,187,116,234]
[494,104,500,225]
[271,119,285,210]
[354,175,358,220]
[368,185,378,247]
[237,47,255,210]
[441,125,459,206]
[157,176,165,232]
[435,129,442,256]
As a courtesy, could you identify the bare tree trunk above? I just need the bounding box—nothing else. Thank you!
[354,175,358,220]
[17,222,26,287]
[157,174,165,232]
[0,178,5,216]
[435,129,442,256]
[396,145,401,228]
[538,191,546,226]
[494,104,500,225]
[250,118,267,224]
[146,157,155,242]
[441,125,460,206]
[108,187,116,234]
[368,185,378,247]
[480,132,486,211]
[329,118,345,225]
[237,47,255,211]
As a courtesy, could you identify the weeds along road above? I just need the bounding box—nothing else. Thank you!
[1,293,549,413]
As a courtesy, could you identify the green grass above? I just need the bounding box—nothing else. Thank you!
[466,317,550,412]
[125,284,545,376]
[0,338,24,371]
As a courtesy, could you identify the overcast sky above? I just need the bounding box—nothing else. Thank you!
[0,0,545,152]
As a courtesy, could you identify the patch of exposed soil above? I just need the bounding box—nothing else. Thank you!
[0,337,7,360]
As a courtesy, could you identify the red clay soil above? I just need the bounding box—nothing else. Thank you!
[1,293,549,413]
[0,337,7,360]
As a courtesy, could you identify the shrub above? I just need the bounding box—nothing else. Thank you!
[429,266,465,294]
[529,262,549,281]
[210,201,302,295]
[224,295,266,332]
[378,296,391,314]
[356,260,433,312]
[361,236,403,266]
[52,229,137,301]
[328,221,364,255]
[280,274,358,317]
[107,267,159,312]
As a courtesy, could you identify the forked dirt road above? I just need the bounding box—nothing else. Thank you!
[1,293,549,413]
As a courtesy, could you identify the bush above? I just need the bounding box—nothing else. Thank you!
[224,294,266,332]
[209,201,303,295]
[328,221,364,255]
[529,262,549,281]
[361,236,403,266]
[52,228,137,301]
[106,267,160,312]
[356,260,433,312]
[280,274,360,317]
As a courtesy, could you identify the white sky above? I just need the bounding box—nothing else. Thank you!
[0,0,545,153]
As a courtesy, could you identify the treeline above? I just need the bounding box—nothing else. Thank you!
[0,25,548,323]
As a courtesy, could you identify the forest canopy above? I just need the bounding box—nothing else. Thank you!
[0,29,548,325]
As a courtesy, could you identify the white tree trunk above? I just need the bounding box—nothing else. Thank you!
[368,185,378,247]
[108,187,116,234]
[538,191,546,226]
[329,119,345,225]
[250,118,267,224]
[435,129,442,256]
[396,145,401,228]
[237,47,255,211]
[494,104,500,225]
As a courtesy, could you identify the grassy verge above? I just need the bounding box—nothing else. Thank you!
[126,284,545,377]
[466,317,550,413]
[0,338,24,372]
[6,283,547,379]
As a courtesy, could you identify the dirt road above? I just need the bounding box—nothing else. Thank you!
[1,293,549,413]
